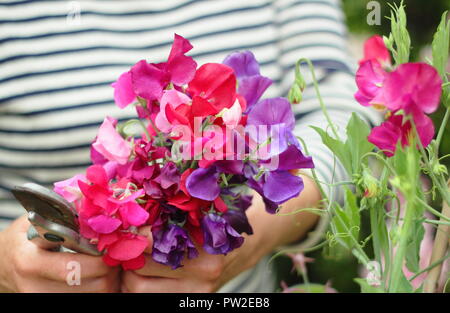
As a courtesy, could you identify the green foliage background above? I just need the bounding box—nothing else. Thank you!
[275,0,450,293]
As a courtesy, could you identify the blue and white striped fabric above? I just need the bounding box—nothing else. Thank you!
[0,0,381,292]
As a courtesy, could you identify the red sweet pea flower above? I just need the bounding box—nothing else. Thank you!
[188,63,237,115]
[75,164,150,269]
[101,232,148,270]
[360,35,391,67]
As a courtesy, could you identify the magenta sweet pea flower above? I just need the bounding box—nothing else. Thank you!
[368,112,435,157]
[382,62,442,114]
[165,33,198,86]
[112,71,137,109]
[112,34,196,107]
[87,214,122,234]
[92,117,131,165]
[130,60,168,102]
[354,59,387,108]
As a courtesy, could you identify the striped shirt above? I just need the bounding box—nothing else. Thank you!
[0,0,381,292]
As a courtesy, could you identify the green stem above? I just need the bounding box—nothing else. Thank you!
[435,107,450,149]
[389,195,415,292]
[424,219,450,226]
[295,58,341,141]
[138,120,151,141]
[416,197,450,222]
[408,252,450,282]
[410,117,450,207]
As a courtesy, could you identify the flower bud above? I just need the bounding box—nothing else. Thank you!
[361,166,379,198]
[288,83,303,104]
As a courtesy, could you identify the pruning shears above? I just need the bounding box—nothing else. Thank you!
[11,183,100,256]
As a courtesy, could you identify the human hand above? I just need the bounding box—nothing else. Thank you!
[0,215,120,293]
[120,225,258,293]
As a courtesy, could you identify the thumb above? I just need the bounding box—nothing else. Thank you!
[138,225,153,254]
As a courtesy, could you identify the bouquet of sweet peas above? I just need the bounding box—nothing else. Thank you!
[53,34,314,270]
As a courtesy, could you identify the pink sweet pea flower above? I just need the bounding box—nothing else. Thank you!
[382,62,442,114]
[155,89,192,133]
[92,117,131,165]
[360,35,391,67]
[354,59,387,108]
[54,174,87,203]
[111,71,136,109]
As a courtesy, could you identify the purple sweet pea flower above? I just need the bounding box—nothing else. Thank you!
[223,51,272,111]
[185,160,244,201]
[244,163,304,213]
[261,145,315,171]
[151,224,198,269]
[246,97,297,157]
[202,213,244,255]
[221,193,253,235]
[185,166,220,201]
[154,162,180,189]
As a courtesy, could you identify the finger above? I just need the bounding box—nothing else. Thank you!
[122,271,198,293]
[133,256,185,278]
[28,242,116,281]
[20,275,118,293]
[138,225,153,254]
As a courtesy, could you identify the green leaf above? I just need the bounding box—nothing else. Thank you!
[311,113,374,176]
[346,113,375,173]
[330,189,360,249]
[432,11,450,79]
[405,218,425,273]
[444,277,450,293]
[396,273,414,293]
[311,126,352,174]
[118,119,145,138]
[354,278,384,293]
[387,1,411,65]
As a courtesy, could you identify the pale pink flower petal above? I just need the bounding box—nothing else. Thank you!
[92,117,131,165]
[220,98,242,128]
[54,174,87,202]
[155,90,191,133]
